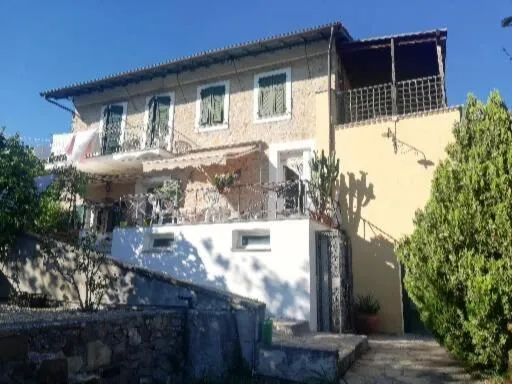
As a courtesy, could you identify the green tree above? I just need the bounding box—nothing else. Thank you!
[396,92,512,373]
[0,129,43,262]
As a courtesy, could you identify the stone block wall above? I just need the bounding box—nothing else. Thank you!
[0,310,186,383]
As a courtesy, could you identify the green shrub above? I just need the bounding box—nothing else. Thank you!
[356,294,380,315]
[396,92,512,373]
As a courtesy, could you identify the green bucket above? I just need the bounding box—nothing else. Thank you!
[262,318,273,346]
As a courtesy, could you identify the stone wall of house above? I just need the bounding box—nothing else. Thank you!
[71,41,330,151]
[0,308,247,383]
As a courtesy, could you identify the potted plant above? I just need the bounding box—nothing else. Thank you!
[212,171,240,193]
[355,294,381,334]
[307,150,339,227]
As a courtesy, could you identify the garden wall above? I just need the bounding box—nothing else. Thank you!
[0,308,244,383]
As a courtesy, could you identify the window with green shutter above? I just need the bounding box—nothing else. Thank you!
[147,95,171,149]
[102,104,125,155]
[258,72,287,118]
[198,84,227,127]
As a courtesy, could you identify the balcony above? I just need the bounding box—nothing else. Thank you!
[338,75,446,124]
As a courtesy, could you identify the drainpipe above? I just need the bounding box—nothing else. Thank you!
[327,26,335,154]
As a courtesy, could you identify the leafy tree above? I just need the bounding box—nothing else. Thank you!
[0,129,43,262]
[396,92,512,373]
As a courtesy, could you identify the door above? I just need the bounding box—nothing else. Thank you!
[102,105,124,155]
[401,264,430,335]
[146,95,172,150]
[316,231,332,332]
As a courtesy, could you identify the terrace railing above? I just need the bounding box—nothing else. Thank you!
[338,75,446,124]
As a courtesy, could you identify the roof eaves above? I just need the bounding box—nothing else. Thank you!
[41,21,345,99]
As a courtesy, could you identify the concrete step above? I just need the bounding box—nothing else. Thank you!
[272,319,310,337]
[256,333,368,383]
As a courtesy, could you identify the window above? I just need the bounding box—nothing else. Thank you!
[144,93,174,150]
[152,235,174,249]
[254,68,291,123]
[195,81,229,131]
[233,229,271,251]
[100,102,127,155]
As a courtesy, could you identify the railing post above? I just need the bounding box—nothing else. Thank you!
[436,31,447,107]
[390,38,397,116]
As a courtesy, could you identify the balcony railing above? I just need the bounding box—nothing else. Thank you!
[338,75,446,124]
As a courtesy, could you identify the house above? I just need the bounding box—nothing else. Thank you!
[40,21,460,335]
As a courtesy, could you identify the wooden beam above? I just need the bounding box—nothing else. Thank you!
[436,33,447,106]
[391,38,397,116]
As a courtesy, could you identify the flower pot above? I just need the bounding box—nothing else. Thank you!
[356,313,380,334]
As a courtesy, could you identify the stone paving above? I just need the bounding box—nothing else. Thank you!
[343,335,482,384]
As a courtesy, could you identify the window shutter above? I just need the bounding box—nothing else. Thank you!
[258,76,273,118]
[273,73,287,115]
[200,88,211,125]
[104,105,124,154]
[211,86,225,124]
[146,97,156,148]
[156,96,171,145]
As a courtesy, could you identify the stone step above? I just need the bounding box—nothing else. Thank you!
[256,333,368,383]
[272,319,310,337]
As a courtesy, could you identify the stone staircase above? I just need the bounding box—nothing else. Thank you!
[255,320,369,383]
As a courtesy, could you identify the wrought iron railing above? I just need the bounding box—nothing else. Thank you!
[338,75,445,124]
[84,181,310,229]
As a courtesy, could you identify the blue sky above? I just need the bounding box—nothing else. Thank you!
[0,0,511,140]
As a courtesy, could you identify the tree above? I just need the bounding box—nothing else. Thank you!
[0,129,43,263]
[396,92,512,373]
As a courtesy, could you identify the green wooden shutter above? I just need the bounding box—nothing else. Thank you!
[104,105,124,154]
[146,97,156,148]
[273,73,287,115]
[156,96,171,145]
[211,86,225,124]
[258,76,273,118]
[200,88,211,126]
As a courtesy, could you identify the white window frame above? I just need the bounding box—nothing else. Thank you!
[232,229,271,252]
[99,101,128,151]
[195,80,230,132]
[253,67,292,124]
[142,91,175,151]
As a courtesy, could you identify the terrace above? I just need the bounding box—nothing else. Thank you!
[336,29,447,125]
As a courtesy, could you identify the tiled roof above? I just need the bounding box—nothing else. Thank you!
[41,21,350,99]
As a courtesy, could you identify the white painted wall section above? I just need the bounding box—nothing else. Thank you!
[111,218,327,324]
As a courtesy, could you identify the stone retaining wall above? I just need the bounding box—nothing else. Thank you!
[0,310,186,383]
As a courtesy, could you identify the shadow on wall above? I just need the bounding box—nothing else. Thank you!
[334,171,400,332]
[114,230,228,291]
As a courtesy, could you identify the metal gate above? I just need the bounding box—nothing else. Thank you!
[316,230,354,333]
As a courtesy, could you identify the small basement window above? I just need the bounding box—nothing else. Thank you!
[233,229,271,251]
[153,236,174,248]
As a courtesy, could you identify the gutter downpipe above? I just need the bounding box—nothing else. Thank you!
[327,25,335,154]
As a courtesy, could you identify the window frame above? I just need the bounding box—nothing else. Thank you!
[253,67,292,124]
[232,229,271,252]
[195,80,230,132]
[142,91,175,151]
[99,101,128,153]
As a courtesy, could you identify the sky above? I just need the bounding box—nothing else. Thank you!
[0,0,511,141]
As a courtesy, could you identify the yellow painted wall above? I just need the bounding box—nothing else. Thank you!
[333,109,460,334]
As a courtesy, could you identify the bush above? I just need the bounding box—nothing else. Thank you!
[396,92,512,373]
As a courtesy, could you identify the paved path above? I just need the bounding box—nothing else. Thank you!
[343,336,480,384]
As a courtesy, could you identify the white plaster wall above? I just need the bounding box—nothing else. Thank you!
[111,218,327,324]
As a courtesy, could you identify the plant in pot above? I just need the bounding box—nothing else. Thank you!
[212,171,240,193]
[307,150,340,226]
[355,294,381,334]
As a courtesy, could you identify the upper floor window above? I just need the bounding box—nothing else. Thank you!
[254,68,292,123]
[144,93,174,150]
[195,81,229,131]
[100,102,127,155]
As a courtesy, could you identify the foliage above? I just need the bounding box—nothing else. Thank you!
[355,294,380,315]
[308,150,340,216]
[396,92,512,373]
[154,179,182,206]
[213,171,240,193]
[34,165,89,234]
[0,129,43,264]
[40,233,116,311]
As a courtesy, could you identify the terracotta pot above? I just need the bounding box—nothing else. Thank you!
[356,313,380,334]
